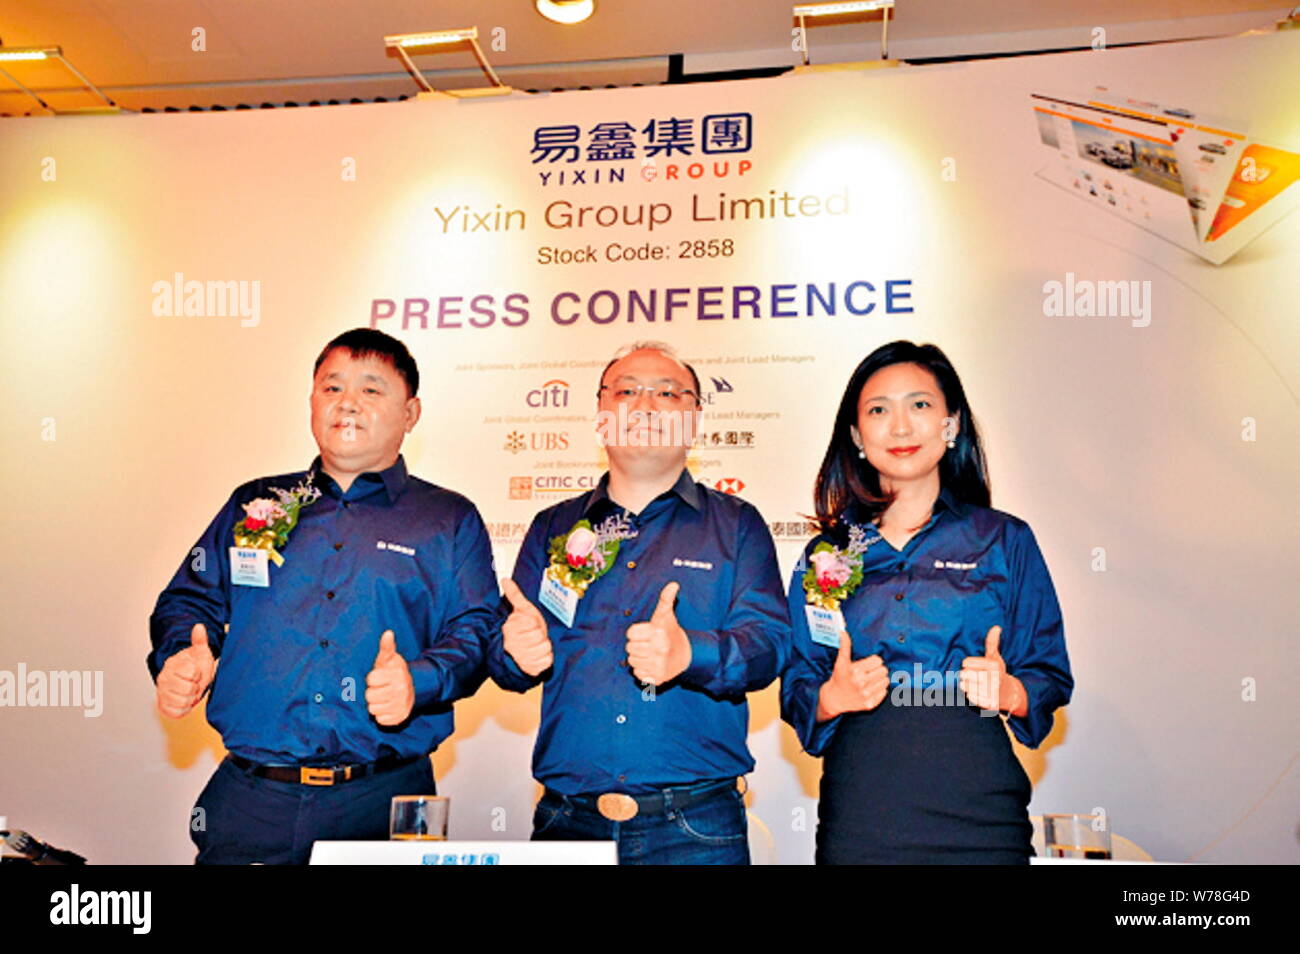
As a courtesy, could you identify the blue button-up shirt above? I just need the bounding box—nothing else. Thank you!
[781,489,1073,755]
[148,455,498,764]
[488,470,792,795]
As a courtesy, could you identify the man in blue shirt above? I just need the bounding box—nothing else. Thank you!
[489,341,791,865]
[149,328,497,864]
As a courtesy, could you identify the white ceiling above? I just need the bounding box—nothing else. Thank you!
[0,0,1292,115]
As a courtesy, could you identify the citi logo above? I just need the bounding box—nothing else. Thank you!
[714,477,745,495]
[527,380,569,408]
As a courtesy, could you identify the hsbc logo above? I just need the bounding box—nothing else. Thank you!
[526,379,570,408]
[714,477,745,495]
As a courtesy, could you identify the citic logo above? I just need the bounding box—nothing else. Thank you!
[715,477,746,495]
[527,380,570,408]
[535,474,599,492]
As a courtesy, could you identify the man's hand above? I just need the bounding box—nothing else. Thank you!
[501,578,553,677]
[157,622,217,719]
[365,630,415,726]
[959,625,1027,715]
[625,582,691,687]
[816,631,889,721]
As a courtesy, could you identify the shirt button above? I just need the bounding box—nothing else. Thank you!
[617,774,626,782]
[319,639,329,649]
[616,714,626,724]
[316,746,326,755]
[897,635,906,643]
[333,542,343,551]
[620,660,629,668]
[342,501,351,509]
[623,609,632,617]
[626,560,637,569]
[313,693,323,703]
[326,591,335,600]
[894,593,904,601]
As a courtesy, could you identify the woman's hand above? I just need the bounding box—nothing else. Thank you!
[959,625,1028,716]
[816,630,890,721]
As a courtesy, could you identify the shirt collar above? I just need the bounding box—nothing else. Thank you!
[310,454,409,505]
[582,468,701,519]
[933,485,971,519]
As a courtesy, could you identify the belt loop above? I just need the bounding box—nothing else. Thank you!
[663,787,676,817]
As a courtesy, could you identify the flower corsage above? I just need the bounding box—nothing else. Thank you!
[233,473,321,566]
[545,513,637,596]
[802,524,878,611]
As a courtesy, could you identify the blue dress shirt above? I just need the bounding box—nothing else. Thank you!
[148,455,498,765]
[781,488,1073,755]
[488,470,792,795]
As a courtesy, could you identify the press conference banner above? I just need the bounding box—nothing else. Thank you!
[1,31,1296,865]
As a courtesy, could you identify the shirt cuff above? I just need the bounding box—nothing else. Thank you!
[406,658,446,708]
[1005,672,1052,749]
[680,628,720,686]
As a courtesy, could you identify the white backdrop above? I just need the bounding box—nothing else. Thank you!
[1,31,1297,864]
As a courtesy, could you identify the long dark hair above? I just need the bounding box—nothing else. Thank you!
[813,341,990,533]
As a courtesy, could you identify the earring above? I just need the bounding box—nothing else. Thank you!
[857,449,865,459]
[946,439,956,449]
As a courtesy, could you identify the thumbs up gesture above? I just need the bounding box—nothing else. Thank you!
[625,581,691,687]
[366,630,415,726]
[157,622,217,719]
[816,631,889,721]
[959,625,1027,715]
[501,578,553,677]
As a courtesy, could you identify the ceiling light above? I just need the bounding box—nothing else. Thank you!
[0,46,56,61]
[0,44,118,113]
[383,27,510,97]
[536,1,596,25]
[794,0,895,65]
[794,1,892,16]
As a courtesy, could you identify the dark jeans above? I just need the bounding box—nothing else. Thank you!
[532,780,750,865]
[191,755,435,865]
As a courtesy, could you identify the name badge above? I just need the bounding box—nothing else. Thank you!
[538,574,578,628]
[805,605,845,648]
[230,547,270,587]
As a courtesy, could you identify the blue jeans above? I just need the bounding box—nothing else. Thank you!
[191,755,435,865]
[531,781,750,865]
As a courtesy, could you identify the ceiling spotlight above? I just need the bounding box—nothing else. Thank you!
[383,27,510,96]
[0,43,118,113]
[0,45,56,61]
[793,1,892,14]
[536,1,596,26]
[794,0,895,65]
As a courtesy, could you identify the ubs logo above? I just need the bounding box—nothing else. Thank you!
[527,380,570,408]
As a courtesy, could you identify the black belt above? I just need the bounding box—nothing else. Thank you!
[550,778,739,821]
[227,753,419,786]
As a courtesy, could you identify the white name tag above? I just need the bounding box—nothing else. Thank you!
[805,605,845,648]
[538,574,578,628]
[230,547,270,587]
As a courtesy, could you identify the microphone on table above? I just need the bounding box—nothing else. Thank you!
[2,829,87,865]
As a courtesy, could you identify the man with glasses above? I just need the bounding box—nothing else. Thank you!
[487,340,791,864]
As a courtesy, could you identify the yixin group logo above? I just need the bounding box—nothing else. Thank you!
[530,113,755,187]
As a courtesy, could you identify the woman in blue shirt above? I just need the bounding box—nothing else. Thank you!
[781,340,1073,864]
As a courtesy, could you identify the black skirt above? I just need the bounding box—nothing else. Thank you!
[816,700,1033,865]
